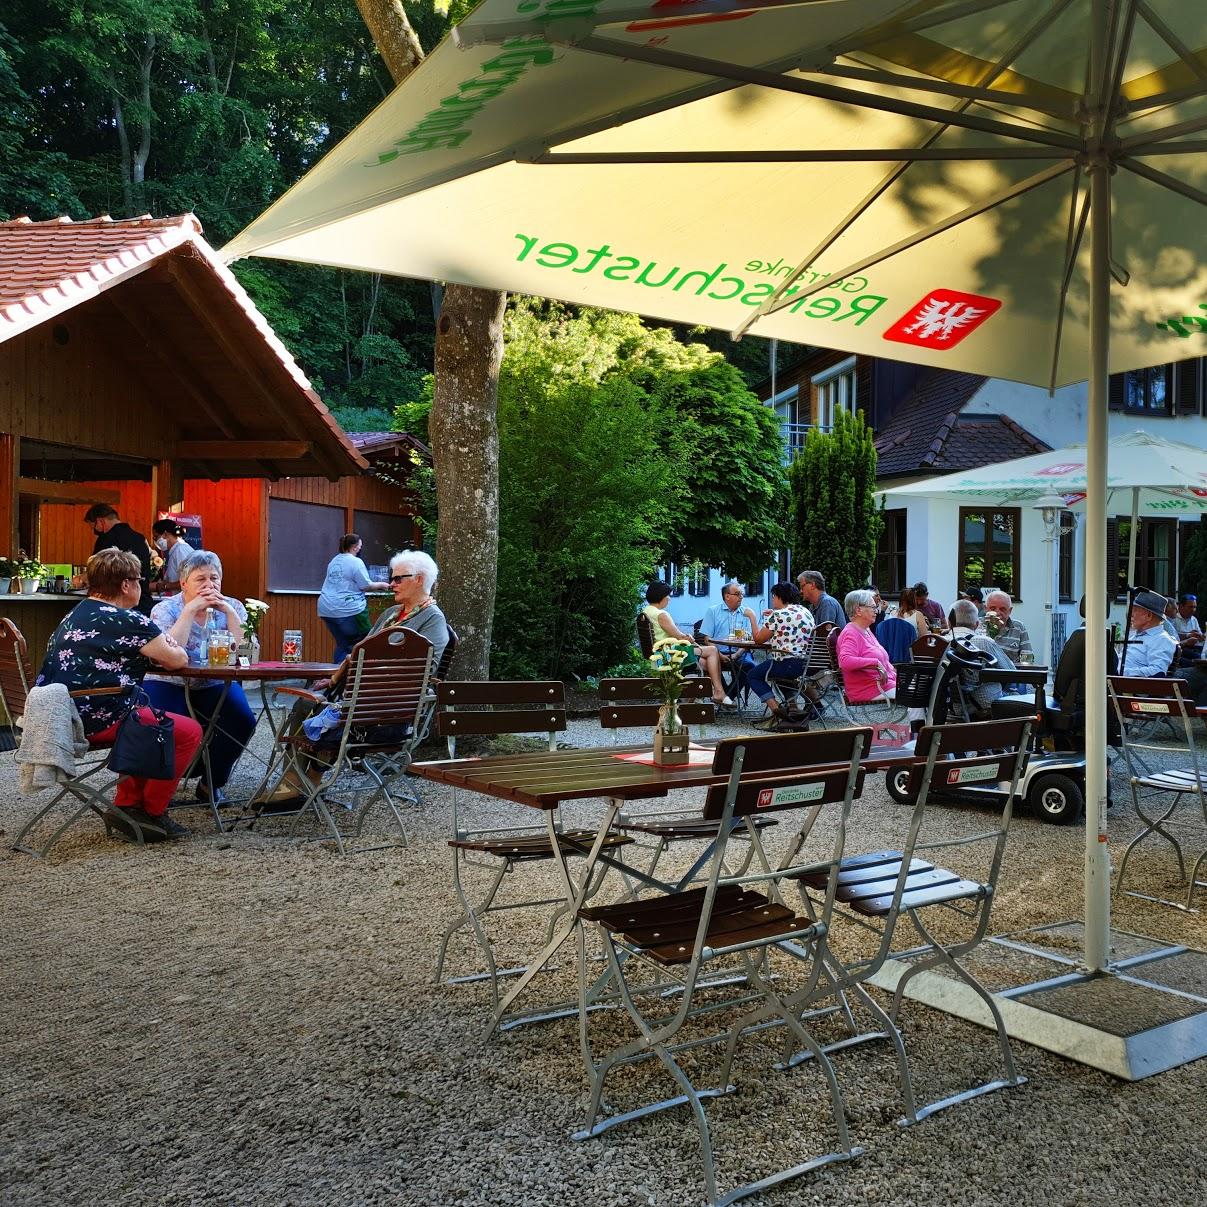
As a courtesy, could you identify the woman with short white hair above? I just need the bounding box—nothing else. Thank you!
[836,588,897,703]
[369,549,449,666]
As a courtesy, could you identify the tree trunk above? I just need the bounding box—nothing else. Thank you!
[355,0,506,680]
[430,287,506,677]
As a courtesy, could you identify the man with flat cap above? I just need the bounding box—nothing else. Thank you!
[1124,590,1178,678]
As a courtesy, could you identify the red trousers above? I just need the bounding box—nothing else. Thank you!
[89,708,203,816]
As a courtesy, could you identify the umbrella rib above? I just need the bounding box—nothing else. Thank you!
[532,146,1067,164]
[729,0,1077,337]
[1048,166,1089,394]
[1119,156,1207,207]
[567,35,1082,151]
[1121,111,1207,150]
[813,62,1073,119]
[1105,0,1142,118]
[1128,138,1207,155]
[1135,0,1207,82]
[749,160,1072,324]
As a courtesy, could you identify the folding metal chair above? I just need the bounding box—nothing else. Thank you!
[597,676,778,890]
[796,717,1033,1125]
[910,633,949,663]
[434,680,634,1010]
[574,728,873,1207]
[1110,675,1207,910]
[788,619,838,724]
[2,619,168,855]
[270,627,436,853]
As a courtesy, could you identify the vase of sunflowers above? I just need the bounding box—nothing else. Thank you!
[649,636,693,765]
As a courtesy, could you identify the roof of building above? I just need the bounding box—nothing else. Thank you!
[349,431,431,459]
[874,369,1049,478]
[0,214,368,480]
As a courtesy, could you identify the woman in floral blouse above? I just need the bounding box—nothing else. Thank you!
[36,548,201,838]
[746,580,815,728]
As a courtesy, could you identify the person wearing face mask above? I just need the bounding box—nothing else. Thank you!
[151,519,191,595]
[84,503,153,614]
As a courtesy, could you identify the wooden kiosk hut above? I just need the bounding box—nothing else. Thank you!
[0,214,419,662]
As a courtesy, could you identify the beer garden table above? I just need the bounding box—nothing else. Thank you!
[412,737,914,1035]
[176,660,341,830]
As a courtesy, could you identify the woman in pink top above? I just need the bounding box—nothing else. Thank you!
[837,589,897,702]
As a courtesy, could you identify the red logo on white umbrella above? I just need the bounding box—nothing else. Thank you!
[883,289,1001,348]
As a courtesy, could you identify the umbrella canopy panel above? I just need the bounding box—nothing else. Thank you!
[884,429,1207,511]
[226,0,1207,390]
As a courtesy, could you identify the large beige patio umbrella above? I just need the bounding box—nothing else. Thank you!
[226,0,1207,972]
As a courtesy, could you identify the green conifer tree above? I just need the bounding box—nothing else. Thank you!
[787,408,883,600]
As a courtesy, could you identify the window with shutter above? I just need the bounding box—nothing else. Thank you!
[1123,366,1173,415]
[1175,358,1203,416]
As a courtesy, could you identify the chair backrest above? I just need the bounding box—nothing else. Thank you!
[911,632,949,663]
[875,617,916,664]
[342,627,435,730]
[703,727,872,820]
[635,612,655,660]
[436,680,566,753]
[826,627,843,681]
[805,621,834,673]
[598,676,714,730]
[857,716,1031,962]
[434,623,459,681]
[0,618,34,726]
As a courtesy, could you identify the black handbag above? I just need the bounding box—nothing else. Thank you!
[106,692,176,780]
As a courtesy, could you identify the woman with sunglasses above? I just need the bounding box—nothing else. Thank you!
[367,550,449,668]
[318,534,391,663]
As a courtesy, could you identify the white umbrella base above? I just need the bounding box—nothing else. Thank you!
[870,921,1207,1082]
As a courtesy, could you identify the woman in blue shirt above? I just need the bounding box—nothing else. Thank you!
[318,534,390,662]
[144,550,255,806]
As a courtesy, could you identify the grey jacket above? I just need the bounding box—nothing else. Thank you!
[15,684,89,792]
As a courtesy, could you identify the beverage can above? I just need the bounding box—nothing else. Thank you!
[282,629,303,663]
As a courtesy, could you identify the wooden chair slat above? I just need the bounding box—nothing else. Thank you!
[437,680,565,706]
[599,677,712,701]
[438,710,567,737]
[600,702,714,728]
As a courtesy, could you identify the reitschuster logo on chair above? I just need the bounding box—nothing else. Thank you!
[756,782,826,808]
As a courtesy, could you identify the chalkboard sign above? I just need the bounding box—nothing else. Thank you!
[267,498,344,591]
[353,510,414,572]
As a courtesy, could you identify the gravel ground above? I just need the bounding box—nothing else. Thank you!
[2,709,1206,1207]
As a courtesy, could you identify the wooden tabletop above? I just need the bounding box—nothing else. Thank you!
[412,740,915,811]
[176,660,340,682]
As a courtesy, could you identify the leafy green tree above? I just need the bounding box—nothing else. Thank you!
[492,370,676,680]
[641,360,787,581]
[788,407,883,600]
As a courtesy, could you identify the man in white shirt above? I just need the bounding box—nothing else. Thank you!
[1172,594,1205,652]
[1123,590,1178,678]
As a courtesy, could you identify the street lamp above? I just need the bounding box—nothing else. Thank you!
[1033,493,1068,670]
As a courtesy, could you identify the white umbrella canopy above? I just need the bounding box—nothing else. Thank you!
[225,0,1207,392]
[226,1,1207,973]
[884,430,1207,511]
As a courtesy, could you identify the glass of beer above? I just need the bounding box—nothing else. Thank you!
[208,631,232,668]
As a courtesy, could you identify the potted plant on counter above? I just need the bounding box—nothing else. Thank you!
[0,556,13,594]
[14,558,46,595]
